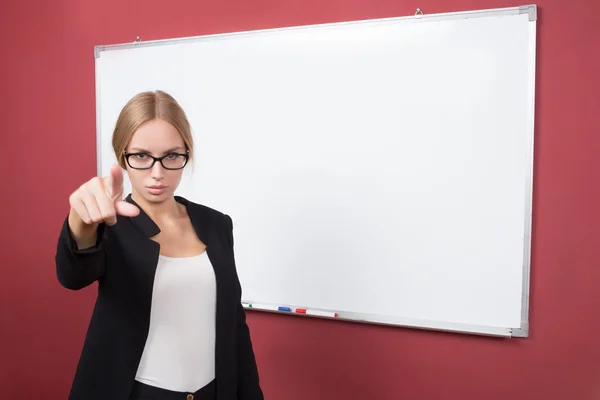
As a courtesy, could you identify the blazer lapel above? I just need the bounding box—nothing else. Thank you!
[124,194,161,237]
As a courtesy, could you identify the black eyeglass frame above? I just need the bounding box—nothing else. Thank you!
[123,150,190,170]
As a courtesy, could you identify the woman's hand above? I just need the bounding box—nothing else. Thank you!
[67,165,139,248]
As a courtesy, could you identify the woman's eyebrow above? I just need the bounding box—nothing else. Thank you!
[129,147,149,153]
[129,146,185,154]
[163,146,185,153]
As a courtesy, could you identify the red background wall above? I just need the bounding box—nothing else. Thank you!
[2,0,599,399]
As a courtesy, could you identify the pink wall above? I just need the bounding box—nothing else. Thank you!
[2,0,600,398]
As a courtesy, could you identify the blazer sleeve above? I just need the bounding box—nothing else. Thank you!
[225,215,264,400]
[55,215,107,290]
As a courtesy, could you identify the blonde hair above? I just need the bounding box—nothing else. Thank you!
[112,90,194,168]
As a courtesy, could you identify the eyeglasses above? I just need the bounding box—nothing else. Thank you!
[123,151,189,170]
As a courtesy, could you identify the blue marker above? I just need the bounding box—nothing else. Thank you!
[278,306,292,312]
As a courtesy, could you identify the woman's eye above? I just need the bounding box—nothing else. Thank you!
[134,154,148,159]
[166,154,178,159]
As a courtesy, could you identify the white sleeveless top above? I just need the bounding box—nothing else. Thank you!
[135,252,217,392]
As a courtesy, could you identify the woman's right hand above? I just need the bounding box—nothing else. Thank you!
[68,165,140,248]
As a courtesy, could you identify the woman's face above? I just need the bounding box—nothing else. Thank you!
[124,118,188,204]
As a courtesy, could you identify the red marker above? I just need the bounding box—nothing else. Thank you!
[295,308,338,318]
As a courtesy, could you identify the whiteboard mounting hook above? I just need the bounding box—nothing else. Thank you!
[415,8,424,16]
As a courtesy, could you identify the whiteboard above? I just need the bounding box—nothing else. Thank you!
[94,5,537,337]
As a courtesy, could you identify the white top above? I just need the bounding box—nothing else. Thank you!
[135,252,217,392]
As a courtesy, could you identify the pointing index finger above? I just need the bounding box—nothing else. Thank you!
[106,165,124,200]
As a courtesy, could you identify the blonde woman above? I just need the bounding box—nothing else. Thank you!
[55,91,263,400]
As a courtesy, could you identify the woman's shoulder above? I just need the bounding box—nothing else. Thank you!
[175,196,233,227]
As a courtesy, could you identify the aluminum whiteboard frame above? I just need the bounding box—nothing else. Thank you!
[94,4,537,338]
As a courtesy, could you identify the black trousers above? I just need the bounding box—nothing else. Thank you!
[129,379,216,400]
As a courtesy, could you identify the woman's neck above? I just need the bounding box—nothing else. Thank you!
[131,191,183,222]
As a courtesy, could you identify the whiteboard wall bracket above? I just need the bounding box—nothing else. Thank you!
[415,8,424,16]
[519,4,537,21]
[510,322,529,338]
[94,36,141,58]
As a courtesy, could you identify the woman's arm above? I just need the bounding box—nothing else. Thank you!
[55,166,138,290]
[55,214,107,290]
[225,214,264,399]
[236,303,264,399]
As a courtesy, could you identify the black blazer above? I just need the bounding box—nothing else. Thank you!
[55,195,263,400]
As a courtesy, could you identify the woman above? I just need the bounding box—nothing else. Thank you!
[55,90,264,400]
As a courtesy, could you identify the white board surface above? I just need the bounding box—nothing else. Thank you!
[95,5,537,337]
